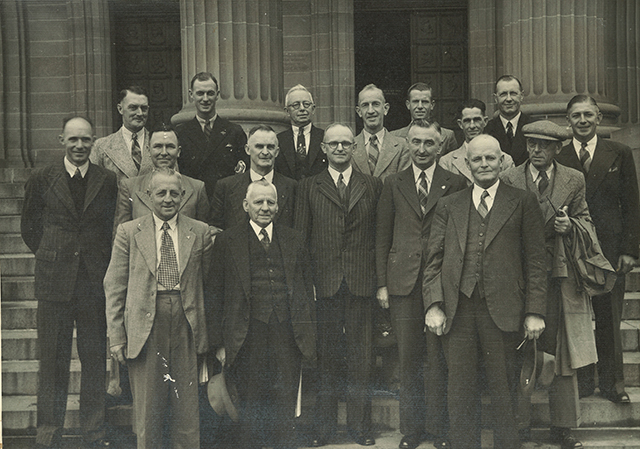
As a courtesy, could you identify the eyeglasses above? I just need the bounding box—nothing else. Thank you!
[323,141,354,150]
[287,101,314,110]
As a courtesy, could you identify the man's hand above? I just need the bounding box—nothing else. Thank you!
[425,304,446,336]
[111,344,126,365]
[618,254,636,275]
[376,287,389,309]
[553,206,572,234]
[216,347,226,366]
[523,315,545,340]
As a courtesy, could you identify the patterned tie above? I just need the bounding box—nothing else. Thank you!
[478,190,490,219]
[296,127,307,159]
[260,228,270,251]
[337,173,348,207]
[506,122,514,140]
[538,170,549,195]
[368,135,379,173]
[131,132,142,171]
[579,142,591,173]
[204,119,212,140]
[73,168,82,180]
[158,222,179,290]
[418,171,429,216]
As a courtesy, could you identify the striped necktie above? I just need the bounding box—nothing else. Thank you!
[131,133,142,171]
[478,190,490,218]
[418,171,429,215]
[579,142,591,173]
[368,135,379,173]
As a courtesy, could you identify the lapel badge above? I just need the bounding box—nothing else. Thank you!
[441,185,446,189]
[221,130,227,136]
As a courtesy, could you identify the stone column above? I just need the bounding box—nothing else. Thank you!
[173,0,289,130]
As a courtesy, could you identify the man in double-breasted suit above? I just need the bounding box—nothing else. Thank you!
[91,86,154,182]
[295,123,383,447]
[484,75,531,166]
[556,95,640,404]
[352,84,410,182]
[211,125,297,233]
[209,179,316,449]
[423,134,547,449]
[105,168,213,449]
[376,120,466,449]
[176,72,248,200]
[275,84,327,180]
[21,117,117,448]
[114,128,210,228]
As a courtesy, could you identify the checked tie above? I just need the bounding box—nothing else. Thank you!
[260,228,270,252]
[418,171,429,216]
[158,222,179,290]
[579,142,591,173]
[478,190,490,219]
[131,132,142,172]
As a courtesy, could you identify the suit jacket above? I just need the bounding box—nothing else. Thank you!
[352,129,411,182]
[294,169,383,298]
[556,138,640,261]
[90,128,154,183]
[176,116,248,199]
[104,213,213,359]
[208,222,316,368]
[114,171,210,228]
[21,161,117,302]
[391,124,459,156]
[376,165,467,296]
[275,125,327,180]
[210,171,297,230]
[439,144,516,185]
[422,182,547,333]
[484,113,531,166]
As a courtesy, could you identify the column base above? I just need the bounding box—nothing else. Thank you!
[171,103,290,133]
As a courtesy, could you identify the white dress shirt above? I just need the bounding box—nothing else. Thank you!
[412,162,436,195]
[249,220,273,242]
[250,168,274,183]
[363,128,385,151]
[472,180,499,213]
[196,114,218,133]
[528,162,555,191]
[292,123,312,155]
[64,157,89,178]
[499,112,521,135]
[328,165,353,186]
[121,126,145,157]
[572,135,597,160]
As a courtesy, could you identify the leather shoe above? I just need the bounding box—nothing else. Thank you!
[602,390,631,404]
[433,437,450,448]
[399,434,423,449]
[352,431,375,446]
[550,427,583,449]
[87,438,112,448]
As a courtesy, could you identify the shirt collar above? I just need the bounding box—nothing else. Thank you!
[292,123,311,135]
[499,112,521,131]
[572,135,597,156]
[328,164,353,186]
[64,157,89,178]
[412,162,436,185]
[196,114,217,128]
[528,161,554,183]
[249,220,273,240]
[473,179,500,199]
[250,168,274,183]
[153,212,178,231]
[363,128,385,147]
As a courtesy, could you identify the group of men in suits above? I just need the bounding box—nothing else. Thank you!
[22,68,639,449]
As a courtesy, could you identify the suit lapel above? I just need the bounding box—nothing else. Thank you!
[134,174,154,212]
[281,129,298,175]
[352,133,371,175]
[134,215,157,276]
[307,126,324,167]
[82,164,106,213]
[50,163,79,219]
[275,226,296,296]
[586,140,617,199]
[424,165,451,216]
[105,132,138,178]
[484,183,518,249]
[450,187,472,254]
[230,224,252,298]
[347,171,366,212]
[546,163,574,224]
[177,216,195,279]
[179,176,195,212]
[317,170,343,209]
[139,128,154,174]
[397,168,422,218]
[373,131,400,177]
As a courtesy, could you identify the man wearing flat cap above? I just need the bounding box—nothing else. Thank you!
[501,120,616,449]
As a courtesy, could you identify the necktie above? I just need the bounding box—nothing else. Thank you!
[296,127,307,159]
[131,133,142,171]
[478,190,490,218]
[158,222,179,290]
[368,135,379,173]
[260,228,270,251]
[418,171,429,215]
[204,119,212,140]
[73,168,82,180]
[506,122,514,140]
[579,142,591,173]
[337,173,348,207]
[538,170,549,195]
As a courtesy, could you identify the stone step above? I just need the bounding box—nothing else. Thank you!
[1,300,38,329]
[1,275,35,300]
[0,252,35,276]
[622,320,640,352]
[2,359,82,395]
[0,232,30,253]
[624,352,640,388]
[0,197,24,215]
[623,292,640,320]
[627,267,640,292]
[0,215,22,233]
[1,328,78,361]
[0,182,25,198]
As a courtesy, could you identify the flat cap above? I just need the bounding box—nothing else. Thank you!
[523,120,572,141]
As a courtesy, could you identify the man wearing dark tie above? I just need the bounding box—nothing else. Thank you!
[376,120,466,449]
[21,117,117,448]
[556,95,640,404]
[423,134,547,449]
[275,85,327,180]
[91,86,154,182]
[105,168,213,449]
[295,123,383,447]
[210,125,297,233]
[176,72,249,199]
[209,179,316,449]
[352,84,410,182]
[484,75,531,166]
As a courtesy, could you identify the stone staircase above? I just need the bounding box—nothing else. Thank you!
[2,167,640,447]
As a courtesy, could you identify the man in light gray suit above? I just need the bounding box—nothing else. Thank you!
[105,168,213,449]
[352,84,410,182]
[91,86,154,182]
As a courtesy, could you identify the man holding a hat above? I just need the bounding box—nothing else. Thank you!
[501,120,615,449]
